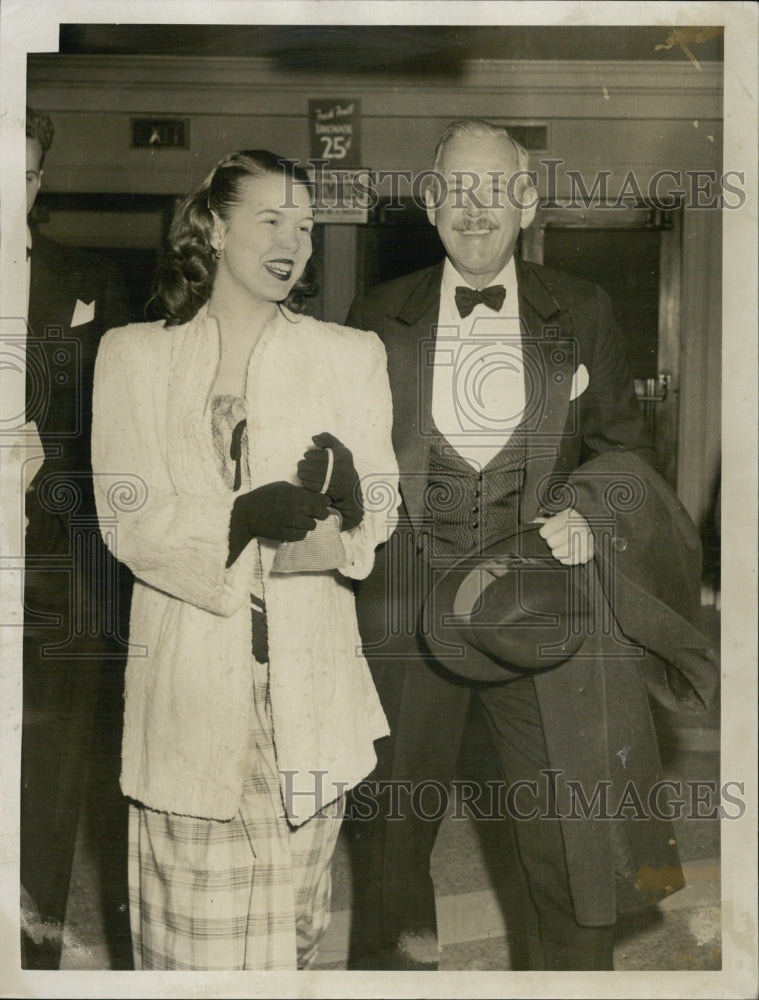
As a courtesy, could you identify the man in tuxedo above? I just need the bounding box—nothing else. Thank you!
[344,119,671,971]
[21,106,132,969]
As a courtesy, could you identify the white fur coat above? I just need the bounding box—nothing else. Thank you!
[91,305,399,822]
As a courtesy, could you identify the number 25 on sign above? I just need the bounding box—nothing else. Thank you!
[319,135,352,159]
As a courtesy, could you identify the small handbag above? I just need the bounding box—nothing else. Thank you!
[271,447,347,573]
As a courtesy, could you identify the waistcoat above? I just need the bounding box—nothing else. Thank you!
[425,422,526,558]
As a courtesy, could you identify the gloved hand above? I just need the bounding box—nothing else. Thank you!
[227,481,330,567]
[297,431,364,531]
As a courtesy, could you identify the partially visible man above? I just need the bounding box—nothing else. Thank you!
[344,119,712,971]
[21,106,132,969]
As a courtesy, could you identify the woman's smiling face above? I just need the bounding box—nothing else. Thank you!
[214,172,314,304]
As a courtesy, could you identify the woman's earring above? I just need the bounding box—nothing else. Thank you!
[214,247,222,260]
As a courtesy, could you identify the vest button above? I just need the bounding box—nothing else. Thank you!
[612,536,628,552]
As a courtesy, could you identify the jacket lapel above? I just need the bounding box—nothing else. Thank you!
[27,243,78,432]
[165,306,223,496]
[516,259,576,522]
[384,263,443,528]
[28,240,72,338]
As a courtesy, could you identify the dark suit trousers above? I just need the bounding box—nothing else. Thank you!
[479,675,615,970]
[346,651,472,969]
[21,588,103,967]
[20,498,131,970]
[347,654,615,971]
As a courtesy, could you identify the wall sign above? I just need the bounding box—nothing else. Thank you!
[131,118,189,148]
[309,99,361,166]
[308,100,366,222]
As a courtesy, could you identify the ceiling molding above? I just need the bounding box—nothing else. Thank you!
[28,55,723,121]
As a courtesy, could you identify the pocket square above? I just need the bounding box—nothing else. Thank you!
[71,298,95,327]
[569,363,589,401]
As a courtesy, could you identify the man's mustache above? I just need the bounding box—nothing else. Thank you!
[452,216,499,232]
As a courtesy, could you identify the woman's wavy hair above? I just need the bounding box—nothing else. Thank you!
[147,149,319,325]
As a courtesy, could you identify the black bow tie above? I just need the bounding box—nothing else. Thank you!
[454,284,506,318]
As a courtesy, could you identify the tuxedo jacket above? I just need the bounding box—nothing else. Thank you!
[25,229,131,634]
[347,257,653,532]
[26,229,130,553]
[346,258,654,634]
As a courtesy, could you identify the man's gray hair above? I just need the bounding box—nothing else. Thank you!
[432,118,530,174]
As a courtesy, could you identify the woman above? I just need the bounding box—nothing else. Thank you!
[91,150,399,971]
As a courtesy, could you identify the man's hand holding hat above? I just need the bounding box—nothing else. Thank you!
[536,507,595,566]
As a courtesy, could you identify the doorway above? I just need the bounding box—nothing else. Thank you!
[520,203,683,487]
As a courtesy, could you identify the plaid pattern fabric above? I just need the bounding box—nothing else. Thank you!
[128,656,344,970]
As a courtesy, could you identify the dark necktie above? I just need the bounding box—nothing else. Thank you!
[454,284,506,319]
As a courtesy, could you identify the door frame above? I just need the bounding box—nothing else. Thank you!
[520,201,683,488]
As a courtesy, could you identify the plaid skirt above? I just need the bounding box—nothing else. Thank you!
[127,656,344,971]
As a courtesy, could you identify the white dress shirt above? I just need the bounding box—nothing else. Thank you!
[431,256,525,469]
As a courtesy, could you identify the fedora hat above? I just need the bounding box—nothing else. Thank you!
[422,524,591,682]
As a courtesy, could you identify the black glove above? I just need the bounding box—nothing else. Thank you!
[297,431,364,531]
[227,481,330,567]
